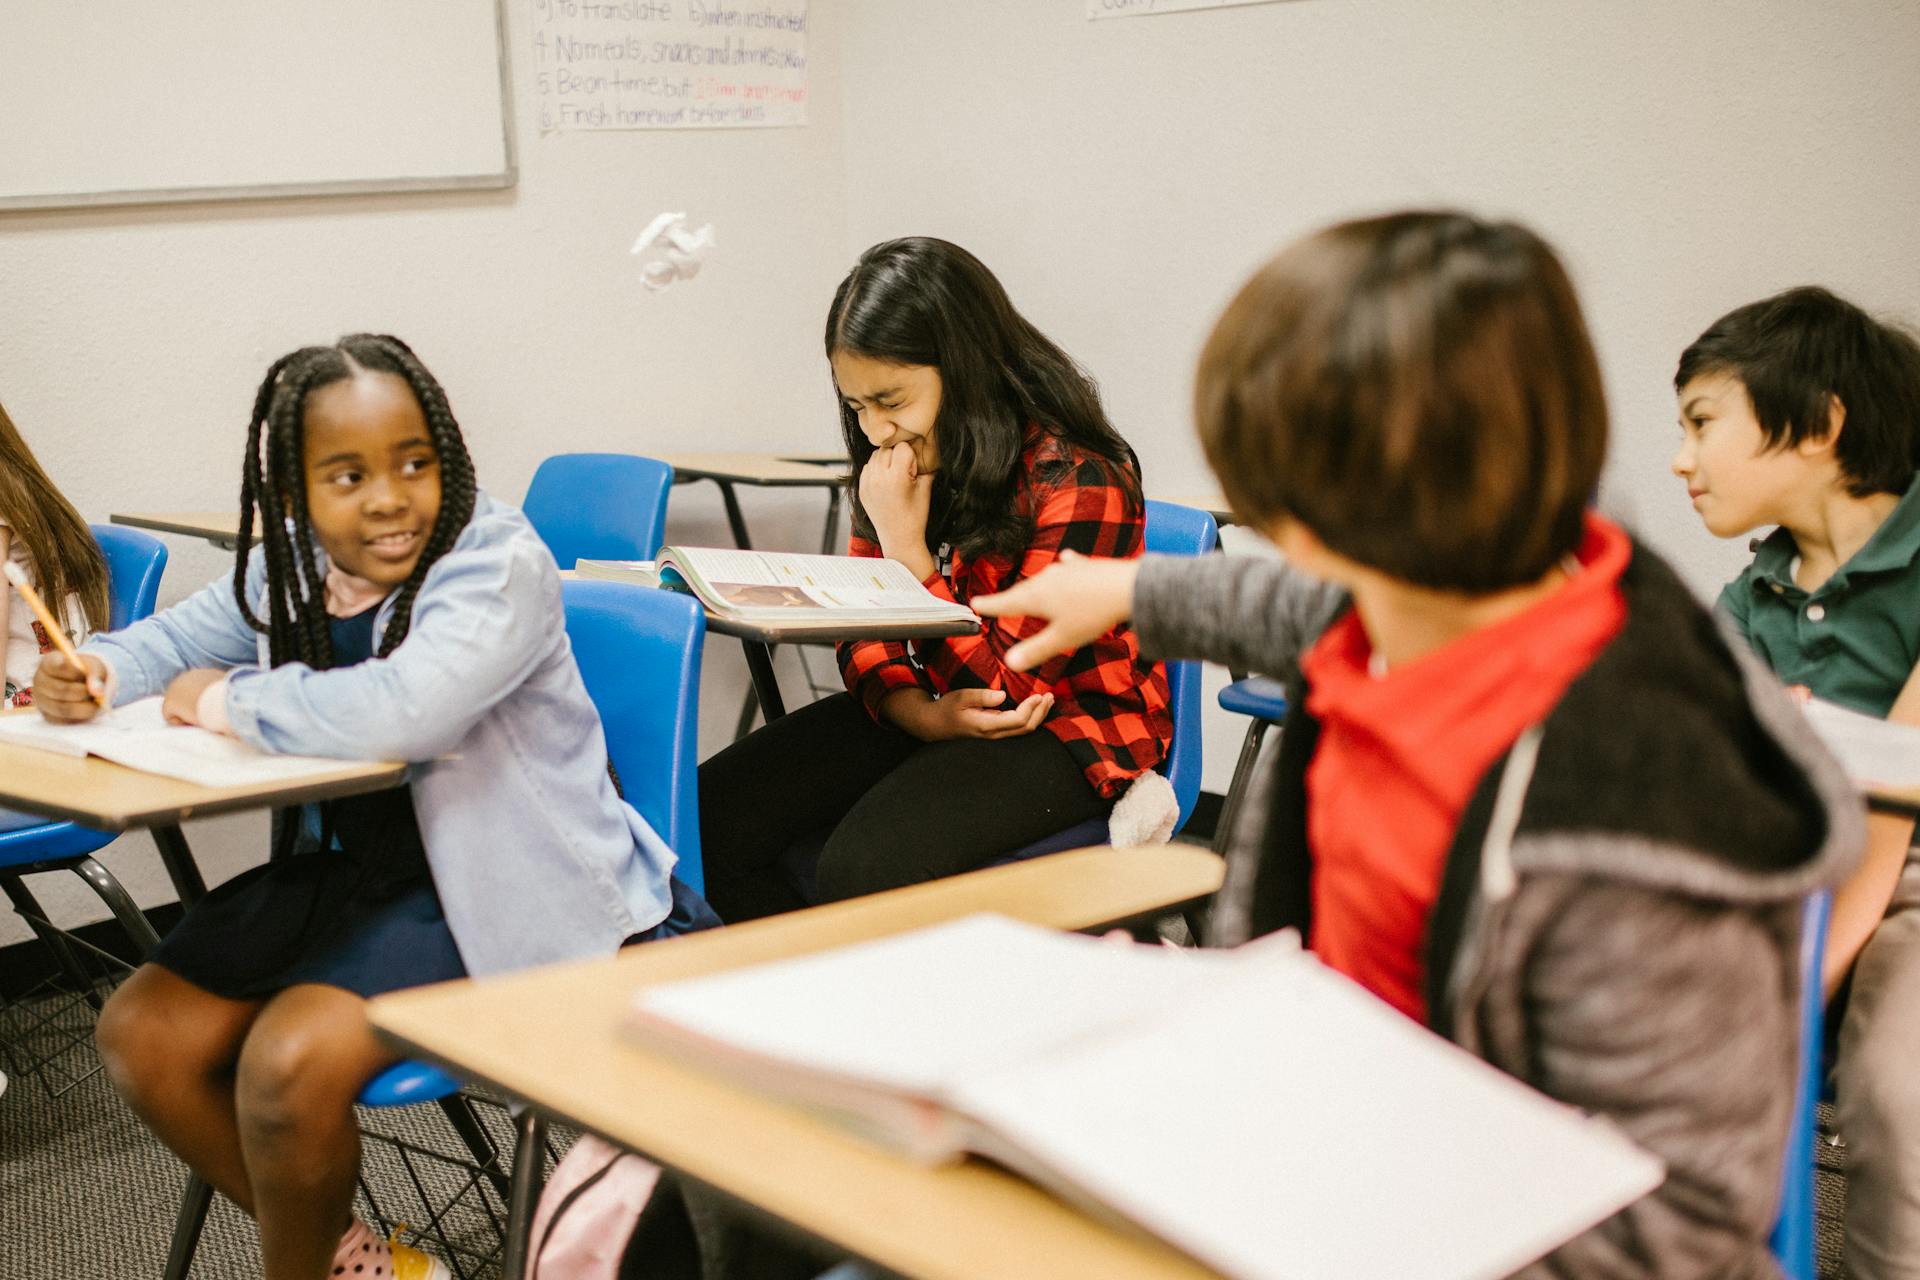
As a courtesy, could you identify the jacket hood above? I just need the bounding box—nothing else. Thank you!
[1501,540,1862,905]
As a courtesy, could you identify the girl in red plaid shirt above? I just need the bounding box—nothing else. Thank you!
[697,238,1172,922]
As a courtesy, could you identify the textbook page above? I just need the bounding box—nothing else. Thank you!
[952,954,1666,1280]
[0,697,369,787]
[629,915,1229,1098]
[1801,697,1920,787]
[664,547,973,617]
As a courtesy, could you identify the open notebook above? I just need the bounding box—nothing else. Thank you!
[575,546,978,627]
[624,915,1665,1280]
[0,696,370,788]
[1801,695,1920,788]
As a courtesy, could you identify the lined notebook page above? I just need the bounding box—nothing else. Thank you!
[955,954,1665,1280]
[0,697,369,787]
[630,915,1227,1096]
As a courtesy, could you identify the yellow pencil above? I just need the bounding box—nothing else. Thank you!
[3,560,105,708]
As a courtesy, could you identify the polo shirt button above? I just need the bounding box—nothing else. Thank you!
[1808,603,1827,621]
[1771,582,1786,595]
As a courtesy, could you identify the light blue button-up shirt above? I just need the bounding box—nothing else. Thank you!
[85,492,677,977]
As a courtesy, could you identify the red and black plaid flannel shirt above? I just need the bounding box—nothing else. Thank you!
[836,429,1172,798]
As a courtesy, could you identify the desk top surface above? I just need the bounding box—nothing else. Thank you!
[111,510,245,544]
[704,611,979,645]
[662,453,848,486]
[0,711,406,831]
[370,845,1225,1280]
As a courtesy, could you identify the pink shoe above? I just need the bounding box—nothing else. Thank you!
[331,1218,450,1280]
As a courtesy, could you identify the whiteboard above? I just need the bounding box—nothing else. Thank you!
[0,0,516,211]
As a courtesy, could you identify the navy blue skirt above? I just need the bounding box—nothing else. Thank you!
[154,835,718,1002]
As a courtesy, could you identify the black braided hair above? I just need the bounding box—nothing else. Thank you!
[233,334,478,669]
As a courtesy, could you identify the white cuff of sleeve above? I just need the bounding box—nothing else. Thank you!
[195,675,234,735]
[93,655,120,707]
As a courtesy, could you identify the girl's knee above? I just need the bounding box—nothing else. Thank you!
[234,1021,359,1138]
[96,977,189,1098]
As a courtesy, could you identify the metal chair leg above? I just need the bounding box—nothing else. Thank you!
[439,1092,513,1200]
[1211,719,1271,859]
[162,1173,215,1280]
[71,856,163,956]
[0,875,101,1006]
[500,1107,549,1280]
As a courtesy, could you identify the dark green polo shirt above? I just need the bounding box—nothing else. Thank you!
[1718,476,1920,717]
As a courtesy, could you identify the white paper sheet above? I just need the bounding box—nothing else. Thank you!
[629,915,1663,1280]
[1801,696,1920,787]
[0,697,370,788]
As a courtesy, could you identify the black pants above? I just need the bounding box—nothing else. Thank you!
[698,692,1107,923]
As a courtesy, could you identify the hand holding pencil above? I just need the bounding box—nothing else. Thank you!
[5,560,108,720]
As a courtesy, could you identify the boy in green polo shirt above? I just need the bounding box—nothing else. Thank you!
[1673,285,1920,1280]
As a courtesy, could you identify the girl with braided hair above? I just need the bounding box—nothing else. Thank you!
[33,334,716,1280]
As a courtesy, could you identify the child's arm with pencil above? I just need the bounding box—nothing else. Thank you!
[6,558,107,717]
[53,559,273,723]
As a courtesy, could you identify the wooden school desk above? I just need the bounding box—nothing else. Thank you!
[368,844,1227,1280]
[0,711,405,904]
[660,453,848,555]
[110,510,248,552]
[1865,782,1920,820]
[660,453,853,734]
[710,611,976,723]
[553,569,975,725]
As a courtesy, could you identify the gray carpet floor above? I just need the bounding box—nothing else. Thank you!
[0,973,1860,1280]
[0,980,556,1280]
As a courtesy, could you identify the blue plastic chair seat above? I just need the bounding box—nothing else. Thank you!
[0,819,117,869]
[359,1060,464,1108]
[1218,676,1287,723]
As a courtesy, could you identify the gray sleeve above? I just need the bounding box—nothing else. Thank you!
[1132,552,1347,681]
[1506,883,1797,1280]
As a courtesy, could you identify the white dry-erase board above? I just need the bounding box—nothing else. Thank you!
[0,0,516,212]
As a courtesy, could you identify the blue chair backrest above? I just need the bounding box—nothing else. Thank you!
[522,453,675,571]
[89,524,167,630]
[561,579,706,893]
[1769,889,1830,1280]
[1142,500,1219,829]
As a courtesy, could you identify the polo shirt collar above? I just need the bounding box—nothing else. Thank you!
[1838,474,1920,579]
[1748,473,1920,593]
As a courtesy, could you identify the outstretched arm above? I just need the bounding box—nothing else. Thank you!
[976,549,1346,680]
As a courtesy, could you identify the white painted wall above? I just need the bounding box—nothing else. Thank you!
[837,0,1920,793]
[0,2,851,944]
[4,0,1918,945]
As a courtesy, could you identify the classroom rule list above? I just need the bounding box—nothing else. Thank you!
[530,0,808,131]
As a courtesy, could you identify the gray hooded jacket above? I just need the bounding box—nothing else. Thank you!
[1134,542,1861,1278]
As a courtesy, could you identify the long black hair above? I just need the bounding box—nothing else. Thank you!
[825,237,1141,559]
[233,334,477,669]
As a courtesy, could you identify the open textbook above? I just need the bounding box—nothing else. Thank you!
[0,697,369,788]
[575,547,978,627]
[623,915,1664,1280]
[1800,696,1920,788]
